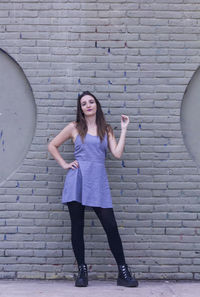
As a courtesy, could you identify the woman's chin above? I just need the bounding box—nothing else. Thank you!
[85,112,96,117]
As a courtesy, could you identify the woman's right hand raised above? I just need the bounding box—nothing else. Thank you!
[62,160,79,170]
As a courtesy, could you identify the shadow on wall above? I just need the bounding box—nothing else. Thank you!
[181,66,200,166]
[0,48,37,185]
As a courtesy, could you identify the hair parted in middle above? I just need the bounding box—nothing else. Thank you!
[75,91,113,142]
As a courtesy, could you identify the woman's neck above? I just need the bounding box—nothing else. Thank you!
[85,115,96,129]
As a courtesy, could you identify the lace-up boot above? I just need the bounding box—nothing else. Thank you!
[117,264,138,287]
[75,264,88,287]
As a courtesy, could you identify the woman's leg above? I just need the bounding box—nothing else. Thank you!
[93,206,138,287]
[67,201,88,287]
[92,207,126,265]
[67,201,85,265]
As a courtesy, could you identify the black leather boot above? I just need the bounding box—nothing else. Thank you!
[117,264,138,287]
[75,264,88,287]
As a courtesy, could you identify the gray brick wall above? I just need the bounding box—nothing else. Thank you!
[1,0,200,280]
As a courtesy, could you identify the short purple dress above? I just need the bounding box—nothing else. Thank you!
[62,133,113,208]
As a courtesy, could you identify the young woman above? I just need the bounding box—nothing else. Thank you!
[48,91,138,288]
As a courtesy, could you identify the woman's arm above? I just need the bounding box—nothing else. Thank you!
[48,122,79,170]
[107,115,129,159]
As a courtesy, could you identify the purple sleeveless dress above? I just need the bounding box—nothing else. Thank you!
[62,133,113,208]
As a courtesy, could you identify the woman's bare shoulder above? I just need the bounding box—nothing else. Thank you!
[48,121,77,147]
[69,121,79,142]
[67,121,77,130]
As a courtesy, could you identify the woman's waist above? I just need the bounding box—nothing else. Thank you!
[75,157,105,164]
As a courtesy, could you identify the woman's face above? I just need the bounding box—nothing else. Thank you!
[80,95,97,117]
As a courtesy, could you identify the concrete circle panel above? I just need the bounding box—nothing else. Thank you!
[181,66,200,166]
[0,49,36,185]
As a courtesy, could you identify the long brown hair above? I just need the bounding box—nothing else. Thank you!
[76,91,113,142]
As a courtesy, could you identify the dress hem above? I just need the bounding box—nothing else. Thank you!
[62,200,113,209]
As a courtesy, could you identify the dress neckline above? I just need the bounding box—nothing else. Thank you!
[87,133,98,137]
[74,133,98,144]
[73,132,109,144]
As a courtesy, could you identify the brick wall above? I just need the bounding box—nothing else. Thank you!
[1,0,200,280]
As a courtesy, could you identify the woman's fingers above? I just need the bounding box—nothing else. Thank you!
[122,114,129,119]
[71,160,79,169]
[121,114,130,125]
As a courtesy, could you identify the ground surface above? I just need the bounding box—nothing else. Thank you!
[0,279,200,297]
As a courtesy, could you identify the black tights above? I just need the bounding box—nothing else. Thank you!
[67,201,126,266]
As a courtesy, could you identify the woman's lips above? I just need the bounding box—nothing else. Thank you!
[87,109,92,111]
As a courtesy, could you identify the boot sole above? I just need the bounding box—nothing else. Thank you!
[75,280,88,287]
[75,283,88,287]
[117,279,138,287]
